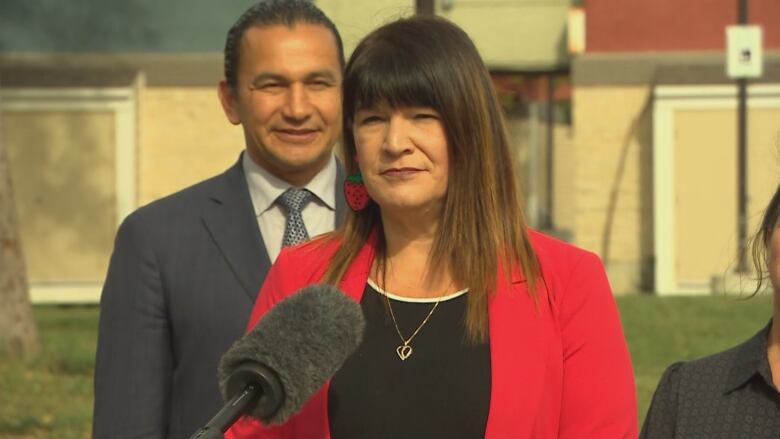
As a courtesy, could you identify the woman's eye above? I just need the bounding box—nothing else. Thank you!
[360,115,384,125]
[412,112,441,121]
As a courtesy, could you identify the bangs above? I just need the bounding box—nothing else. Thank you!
[344,40,442,120]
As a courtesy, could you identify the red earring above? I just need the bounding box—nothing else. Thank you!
[344,172,370,211]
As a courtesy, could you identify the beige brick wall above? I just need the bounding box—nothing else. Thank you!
[571,86,654,293]
[138,86,245,205]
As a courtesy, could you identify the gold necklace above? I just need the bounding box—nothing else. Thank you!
[382,286,443,361]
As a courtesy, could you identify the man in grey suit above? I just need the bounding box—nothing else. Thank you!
[92,1,346,437]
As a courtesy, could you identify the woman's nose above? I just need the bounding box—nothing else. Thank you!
[382,115,413,155]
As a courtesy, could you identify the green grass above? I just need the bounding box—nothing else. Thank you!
[619,293,773,425]
[0,296,773,438]
[0,306,98,439]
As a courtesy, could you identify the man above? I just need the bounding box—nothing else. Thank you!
[92,1,345,437]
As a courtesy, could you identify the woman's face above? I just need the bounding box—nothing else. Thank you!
[352,104,449,215]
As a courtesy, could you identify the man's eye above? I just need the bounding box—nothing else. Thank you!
[252,82,283,91]
[308,80,332,90]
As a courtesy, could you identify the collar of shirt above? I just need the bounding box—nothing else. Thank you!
[724,320,775,394]
[242,152,337,216]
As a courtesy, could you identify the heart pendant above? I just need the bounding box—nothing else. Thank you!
[396,344,413,360]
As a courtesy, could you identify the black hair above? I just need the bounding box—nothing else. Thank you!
[224,0,344,90]
[751,183,780,294]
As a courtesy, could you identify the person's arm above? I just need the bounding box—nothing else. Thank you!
[557,251,638,438]
[93,213,172,439]
[245,247,294,331]
[639,362,683,439]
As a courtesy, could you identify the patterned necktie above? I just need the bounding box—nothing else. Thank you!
[277,188,313,247]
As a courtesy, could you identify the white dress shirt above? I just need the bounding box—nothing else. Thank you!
[242,152,337,263]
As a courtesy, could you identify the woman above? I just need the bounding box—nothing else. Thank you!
[641,184,780,439]
[229,15,636,439]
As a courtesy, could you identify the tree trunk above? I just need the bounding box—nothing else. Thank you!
[0,134,40,358]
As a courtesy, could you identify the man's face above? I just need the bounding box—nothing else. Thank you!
[219,23,342,186]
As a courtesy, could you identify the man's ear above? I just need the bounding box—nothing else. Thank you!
[218,81,241,125]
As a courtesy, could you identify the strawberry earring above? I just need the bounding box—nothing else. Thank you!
[344,171,370,211]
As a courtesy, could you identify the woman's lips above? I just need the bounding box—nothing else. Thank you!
[381,168,423,178]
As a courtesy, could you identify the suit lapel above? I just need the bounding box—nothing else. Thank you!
[202,156,271,302]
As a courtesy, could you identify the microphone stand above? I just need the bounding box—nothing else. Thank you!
[188,362,283,439]
[189,384,260,439]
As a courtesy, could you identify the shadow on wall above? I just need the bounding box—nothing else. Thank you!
[600,89,655,292]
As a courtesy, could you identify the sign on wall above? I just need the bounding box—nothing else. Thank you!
[726,25,763,78]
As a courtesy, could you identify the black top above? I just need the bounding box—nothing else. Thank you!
[641,321,780,439]
[328,282,492,439]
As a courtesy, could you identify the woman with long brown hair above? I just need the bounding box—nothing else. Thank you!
[229,15,637,439]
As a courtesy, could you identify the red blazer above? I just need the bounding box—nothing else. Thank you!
[227,230,637,439]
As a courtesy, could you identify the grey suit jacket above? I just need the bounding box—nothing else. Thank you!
[93,154,345,438]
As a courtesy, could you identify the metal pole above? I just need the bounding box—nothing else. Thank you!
[545,73,555,229]
[736,0,749,273]
[528,101,540,228]
[416,0,434,15]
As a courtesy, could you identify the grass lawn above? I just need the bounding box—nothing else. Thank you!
[0,294,773,438]
[0,307,98,439]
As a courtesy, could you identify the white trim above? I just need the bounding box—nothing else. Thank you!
[655,84,780,99]
[652,96,677,295]
[1,87,137,304]
[115,96,137,221]
[653,83,780,295]
[367,279,468,303]
[29,283,102,304]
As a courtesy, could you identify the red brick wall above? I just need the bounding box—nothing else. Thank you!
[586,0,780,52]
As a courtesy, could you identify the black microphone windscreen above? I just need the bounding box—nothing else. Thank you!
[217,284,365,425]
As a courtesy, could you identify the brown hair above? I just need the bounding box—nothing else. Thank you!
[322,15,539,342]
[750,183,780,294]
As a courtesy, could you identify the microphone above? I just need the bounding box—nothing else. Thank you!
[189,285,365,439]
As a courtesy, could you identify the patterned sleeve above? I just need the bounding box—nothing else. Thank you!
[640,362,684,439]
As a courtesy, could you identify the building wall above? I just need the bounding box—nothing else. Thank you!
[575,0,780,293]
[439,0,570,70]
[138,86,244,204]
[586,0,780,52]
[571,85,653,293]
[318,0,415,55]
[0,0,256,52]
[3,110,117,284]
[321,0,572,71]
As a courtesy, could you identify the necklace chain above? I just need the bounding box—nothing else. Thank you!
[382,286,444,361]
